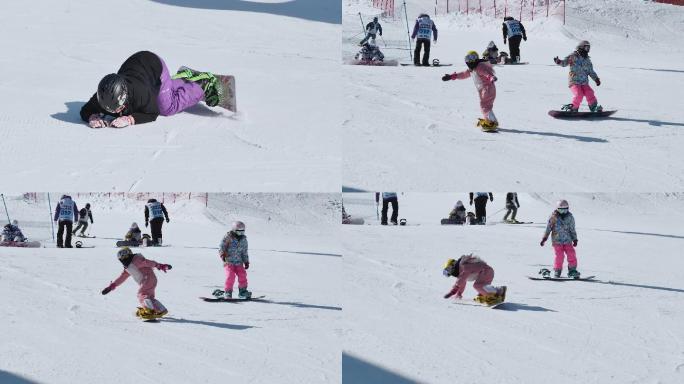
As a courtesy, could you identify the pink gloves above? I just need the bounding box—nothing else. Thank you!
[88,114,106,128]
[110,115,135,128]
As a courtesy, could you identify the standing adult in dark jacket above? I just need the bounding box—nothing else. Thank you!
[469,192,494,224]
[502,17,527,63]
[376,192,399,225]
[80,51,220,128]
[411,14,438,66]
[54,195,78,248]
[144,199,170,246]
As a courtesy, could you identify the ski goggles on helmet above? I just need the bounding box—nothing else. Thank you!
[557,208,569,213]
[234,230,245,235]
[579,44,590,52]
[464,52,479,63]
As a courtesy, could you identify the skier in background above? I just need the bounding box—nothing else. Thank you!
[540,199,580,278]
[503,193,520,223]
[80,51,222,128]
[469,192,494,224]
[553,40,603,113]
[502,16,527,63]
[101,247,172,319]
[376,192,399,225]
[54,194,78,248]
[447,201,467,224]
[359,16,383,46]
[1,220,26,242]
[217,221,251,299]
[442,254,506,305]
[442,51,499,129]
[411,13,438,66]
[144,199,170,246]
[72,203,94,237]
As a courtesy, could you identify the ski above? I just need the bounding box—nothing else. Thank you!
[502,221,534,224]
[528,276,596,281]
[0,241,41,248]
[400,63,452,67]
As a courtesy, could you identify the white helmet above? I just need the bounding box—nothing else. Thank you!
[556,199,569,209]
[131,222,138,228]
[11,219,18,226]
[231,221,246,232]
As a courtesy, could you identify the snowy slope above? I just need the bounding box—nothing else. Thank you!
[342,0,684,191]
[0,193,341,384]
[0,0,341,191]
[342,192,684,383]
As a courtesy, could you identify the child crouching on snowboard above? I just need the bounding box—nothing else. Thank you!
[80,50,222,128]
[442,254,506,305]
[101,247,172,319]
[553,40,603,113]
[217,221,251,299]
[442,51,499,129]
[540,199,580,278]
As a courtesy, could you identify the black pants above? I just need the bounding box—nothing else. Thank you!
[359,33,377,45]
[57,221,73,247]
[381,197,399,224]
[414,38,431,66]
[474,196,489,224]
[73,220,89,234]
[503,205,518,221]
[150,218,164,244]
[508,35,522,62]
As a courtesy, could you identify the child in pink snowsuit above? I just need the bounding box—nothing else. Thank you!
[101,247,172,316]
[442,51,498,126]
[442,254,504,300]
[218,221,251,299]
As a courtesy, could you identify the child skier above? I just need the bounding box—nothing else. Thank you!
[80,50,222,128]
[447,201,466,224]
[540,199,580,278]
[442,254,506,305]
[553,40,603,112]
[1,220,26,243]
[72,203,94,237]
[101,247,172,319]
[217,221,251,299]
[442,51,499,129]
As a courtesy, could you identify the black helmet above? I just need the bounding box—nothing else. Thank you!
[97,74,128,113]
[85,203,91,209]
[373,16,378,22]
[504,16,514,21]
[147,198,157,203]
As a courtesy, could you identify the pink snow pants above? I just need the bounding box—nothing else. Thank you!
[570,84,597,110]
[156,55,205,116]
[479,83,496,119]
[224,264,248,291]
[472,266,495,296]
[553,244,577,270]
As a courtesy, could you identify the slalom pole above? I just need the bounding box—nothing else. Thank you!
[1,194,11,224]
[403,0,413,61]
[358,12,365,33]
[47,193,55,243]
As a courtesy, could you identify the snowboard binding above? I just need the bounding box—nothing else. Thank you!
[539,268,551,279]
[399,218,407,226]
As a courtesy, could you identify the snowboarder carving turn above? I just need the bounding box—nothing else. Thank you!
[553,41,603,113]
[442,52,499,131]
[540,200,580,279]
[101,247,172,320]
[80,51,224,128]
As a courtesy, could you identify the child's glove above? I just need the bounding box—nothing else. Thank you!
[110,115,135,128]
[595,78,601,86]
[244,261,250,270]
[553,56,561,64]
[441,74,452,81]
[166,218,170,223]
[157,264,172,273]
[540,238,547,247]
[492,76,498,82]
[101,283,115,295]
[88,114,106,129]
[443,292,453,299]
[572,239,578,247]
[145,221,149,227]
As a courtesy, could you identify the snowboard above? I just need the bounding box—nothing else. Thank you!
[343,217,365,225]
[348,59,399,66]
[178,66,236,112]
[528,275,596,281]
[0,240,41,248]
[502,220,533,224]
[454,286,507,308]
[200,295,266,302]
[440,218,464,225]
[116,240,143,247]
[548,110,616,119]
[477,118,499,132]
[74,234,96,238]
[400,63,453,67]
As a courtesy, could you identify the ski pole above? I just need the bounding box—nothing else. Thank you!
[1,194,10,225]
[47,193,55,243]
[358,12,365,33]
[380,34,387,47]
[403,1,413,61]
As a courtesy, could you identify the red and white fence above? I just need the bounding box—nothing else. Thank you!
[434,0,566,24]
[652,0,684,4]
[22,192,210,207]
[372,0,396,18]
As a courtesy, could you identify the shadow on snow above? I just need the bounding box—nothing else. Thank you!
[494,302,557,312]
[149,0,341,24]
[342,352,419,384]
[162,316,256,330]
[253,299,341,311]
[589,228,684,240]
[497,128,608,143]
[0,371,44,384]
[50,101,85,125]
[587,280,684,294]
[607,116,684,128]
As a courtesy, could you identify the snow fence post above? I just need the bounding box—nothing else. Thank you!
[1,194,11,225]
[47,192,55,243]
[403,1,413,61]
